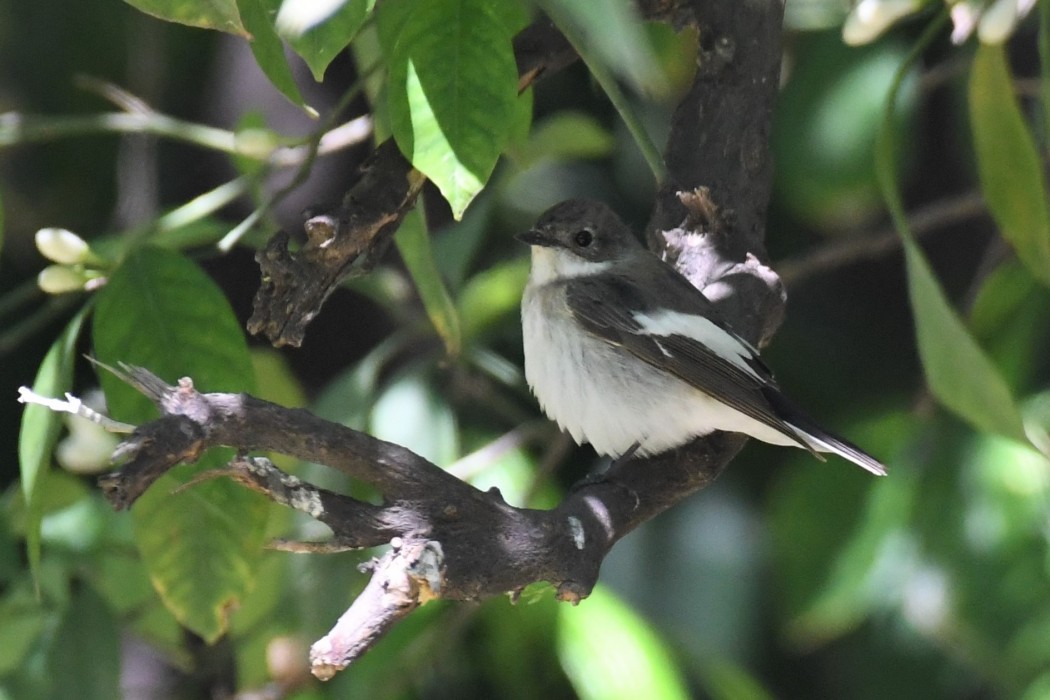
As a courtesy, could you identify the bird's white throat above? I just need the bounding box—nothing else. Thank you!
[527,247,611,285]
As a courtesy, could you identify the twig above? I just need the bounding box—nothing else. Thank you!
[777,190,987,286]
[17,387,136,433]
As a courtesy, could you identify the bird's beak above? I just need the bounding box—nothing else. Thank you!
[515,228,556,247]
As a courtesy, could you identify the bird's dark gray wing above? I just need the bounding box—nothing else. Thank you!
[563,272,817,453]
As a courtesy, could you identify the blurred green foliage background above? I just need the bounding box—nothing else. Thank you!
[2,0,1049,698]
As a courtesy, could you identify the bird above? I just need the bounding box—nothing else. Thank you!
[517,199,887,476]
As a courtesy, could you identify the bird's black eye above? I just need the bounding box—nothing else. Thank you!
[574,229,594,247]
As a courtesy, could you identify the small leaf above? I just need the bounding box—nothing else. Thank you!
[557,585,690,700]
[280,0,375,81]
[121,0,248,36]
[970,42,1050,287]
[237,0,311,111]
[876,14,1029,445]
[902,236,1028,442]
[394,208,461,356]
[18,309,86,583]
[93,246,266,643]
[386,0,519,218]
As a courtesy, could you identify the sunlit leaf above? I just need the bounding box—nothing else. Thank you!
[281,0,374,81]
[18,309,86,584]
[121,0,248,36]
[876,14,1028,445]
[237,0,310,110]
[93,246,266,643]
[970,42,1050,287]
[557,585,690,700]
[385,0,520,218]
[394,208,462,357]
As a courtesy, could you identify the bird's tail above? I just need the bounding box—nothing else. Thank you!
[764,389,888,476]
[792,427,887,476]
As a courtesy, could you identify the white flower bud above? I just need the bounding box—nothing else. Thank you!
[35,227,90,264]
[37,265,86,294]
[979,0,1036,44]
[843,0,921,46]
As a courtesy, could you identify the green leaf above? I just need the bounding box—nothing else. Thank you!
[510,111,616,169]
[457,257,529,341]
[876,14,1028,445]
[280,0,375,81]
[370,366,458,466]
[394,208,462,356]
[902,238,1028,442]
[0,587,51,676]
[557,585,690,700]
[18,309,86,584]
[92,246,266,643]
[47,586,121,700]
[970,43,1050,287]
[121,0,248,36]
[385,0,520,218]
[237,0,311,111]
[539,0,666,97]
[0,187,5,260]
[698,658,775,700]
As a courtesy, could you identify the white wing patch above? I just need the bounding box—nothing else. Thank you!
[632,309,763,380]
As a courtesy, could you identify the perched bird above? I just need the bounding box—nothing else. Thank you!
[518,199,886,476]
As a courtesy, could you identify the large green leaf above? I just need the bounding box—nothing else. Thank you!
[237,0,310,110]
[279,0,375,81]
[121,0,248,36]
[93,246,266,643]
[385,0,520,218]
[557,585,690,700]
[876,15,1028,445]
[970,43,1050,287]
[394,208,462,357]
[18,309,86,583]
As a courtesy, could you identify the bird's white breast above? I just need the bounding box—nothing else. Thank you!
[521,274,795,458]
